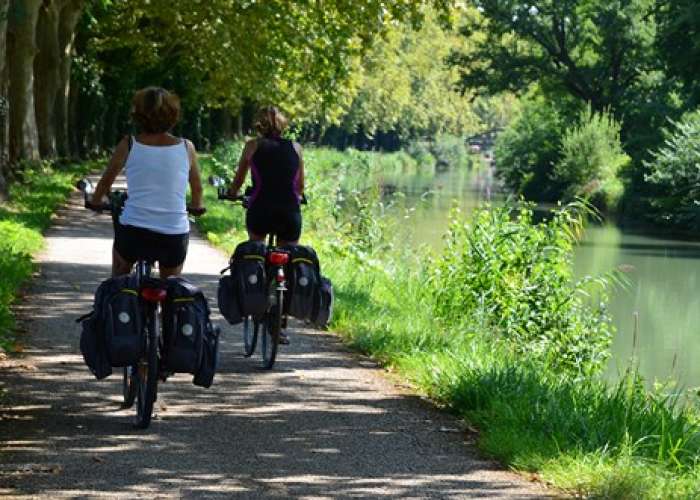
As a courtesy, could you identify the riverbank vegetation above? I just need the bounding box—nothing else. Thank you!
[0,161,92,349]
[199,142,700,498]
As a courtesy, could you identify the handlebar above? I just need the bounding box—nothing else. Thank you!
[216,187,308,206]
[209,175,307,206]
[77,178,206,216]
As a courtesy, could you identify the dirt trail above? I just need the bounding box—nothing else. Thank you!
[0,188,553,498]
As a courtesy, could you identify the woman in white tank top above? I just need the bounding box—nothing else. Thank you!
[89,87,204,277]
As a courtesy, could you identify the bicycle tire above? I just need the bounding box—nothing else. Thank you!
[242,316,258,357]
[135,307,159,429]
[260,290,282,370]
[122,366,136,408]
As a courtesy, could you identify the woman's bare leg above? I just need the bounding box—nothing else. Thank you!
[248,230,266,242]
[159,264,183,279]
[112,246,134,277]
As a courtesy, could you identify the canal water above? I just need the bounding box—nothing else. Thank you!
[374,163,700,389]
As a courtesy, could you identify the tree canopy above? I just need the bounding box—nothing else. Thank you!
[454,0,657,114]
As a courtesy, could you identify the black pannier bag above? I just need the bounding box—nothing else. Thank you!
[102,274,144,367]
[78,312,112,380]
[217,274,242,325]
[193,322,220,388]
[162,277,209,374]
[78,274,143,378]
[230,240,267,316]
[312,276,334,329]
[284,245,320,321]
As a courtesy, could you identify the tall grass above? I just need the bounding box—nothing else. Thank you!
[199,143,700,498]
[0,161,94,349]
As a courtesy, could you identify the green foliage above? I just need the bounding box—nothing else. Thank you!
[405,141,436,169]
[455,0,657,113]
[81,1,451,131]
[0,161,94,348]
[656,0,700,98]
[644,110,700,230]
[431,203,613,375]
[494,98,565,201]
[431,134,471,169]
[554,107,628,210]
[496,102,627,210]
[341,7,481,141]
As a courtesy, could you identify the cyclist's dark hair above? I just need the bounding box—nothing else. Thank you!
[131,87,181,134]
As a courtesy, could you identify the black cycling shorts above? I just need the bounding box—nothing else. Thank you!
[246,204,302,242]
[114,221,189,268]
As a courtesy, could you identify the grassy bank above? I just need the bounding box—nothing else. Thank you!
[199,143,700,499]
[0,161,93,350]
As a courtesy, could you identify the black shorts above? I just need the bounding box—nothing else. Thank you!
[246,204,302,242]
[114,222,189,268]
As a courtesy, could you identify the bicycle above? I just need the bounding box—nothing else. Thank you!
[211,176,304,369]
[78,179,205,428]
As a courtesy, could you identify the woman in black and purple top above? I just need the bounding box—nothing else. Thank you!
[228,106,305,244]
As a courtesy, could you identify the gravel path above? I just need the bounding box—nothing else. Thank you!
[0,188,553,499]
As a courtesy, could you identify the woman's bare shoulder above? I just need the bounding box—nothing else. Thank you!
[243,138,258,156]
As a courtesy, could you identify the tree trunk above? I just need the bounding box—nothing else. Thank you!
[221,109,232,140]
[67,69,79,155]
[235,112,243,137]
[0,0,11,200]
[7,0,42,163]
[54,0,82,158]
[34,0,61,157]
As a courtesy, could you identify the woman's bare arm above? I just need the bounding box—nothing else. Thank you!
[90,137,129,206]
[229,140,256,197]
[187,140,204,209]
[185,139,203,209]
[294,142,304,197]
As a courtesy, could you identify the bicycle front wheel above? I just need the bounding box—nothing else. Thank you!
[242,316,258,357]
[135,307,159,429]
[260,290,283,370]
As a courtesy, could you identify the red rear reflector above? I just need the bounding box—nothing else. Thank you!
[268,252,289,266]
[141,287,167,303]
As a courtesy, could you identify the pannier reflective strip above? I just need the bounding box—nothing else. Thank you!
[292,258,314,265]
[121,289,138,295]
[243,255,265,261]
[173,297,195,303]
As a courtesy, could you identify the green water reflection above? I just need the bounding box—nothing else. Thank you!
[371,164,700,388]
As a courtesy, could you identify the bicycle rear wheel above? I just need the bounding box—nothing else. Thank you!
[122,366,136,408]
[134,307,159,429]
[260,290,283,370]
[242,316,258,357]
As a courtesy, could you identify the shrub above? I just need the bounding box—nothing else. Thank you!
[554,107,628,211]
[429,203,614,376]
[644,110,700,230]
[405,140,436,169]
[494,98,565,201]
[431,134,470,169]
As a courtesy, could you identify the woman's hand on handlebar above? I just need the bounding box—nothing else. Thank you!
[84,195,111,213]
[187,206,207,216]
